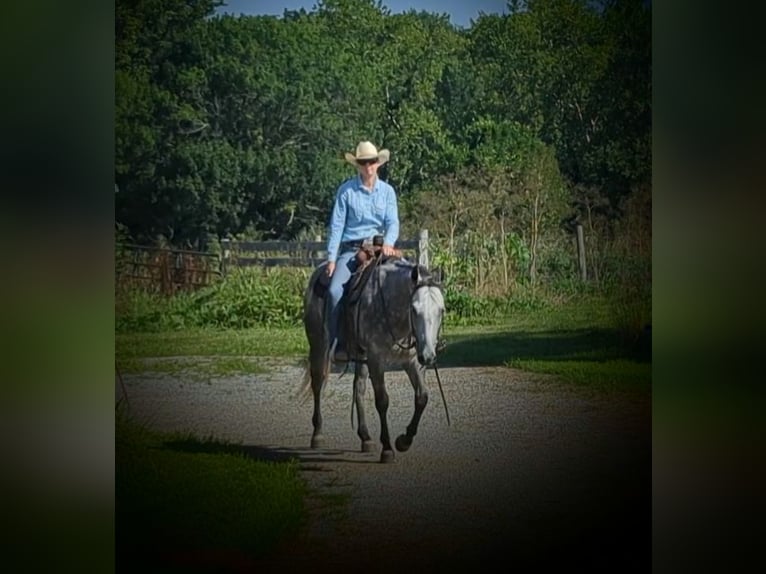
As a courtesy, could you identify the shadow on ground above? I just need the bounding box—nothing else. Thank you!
[438,326,651,367]
[162,438,377,466]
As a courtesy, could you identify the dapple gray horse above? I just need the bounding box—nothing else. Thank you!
[303,257,445,463]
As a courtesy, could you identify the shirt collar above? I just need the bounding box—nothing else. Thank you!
[356,175,378,193]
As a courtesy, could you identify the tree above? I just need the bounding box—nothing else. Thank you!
[468,0,650,195]
[115,0,649,262]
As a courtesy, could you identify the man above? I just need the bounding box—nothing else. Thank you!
[325,140,400,362]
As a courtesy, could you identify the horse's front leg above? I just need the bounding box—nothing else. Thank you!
[369,365,394,463]
[395,360,429,453]
[310,348,328,449]
[353,362,375,453]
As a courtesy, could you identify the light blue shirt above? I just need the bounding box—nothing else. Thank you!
[326,176,400,263]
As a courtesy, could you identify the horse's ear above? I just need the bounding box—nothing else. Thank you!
[431,266,444,284]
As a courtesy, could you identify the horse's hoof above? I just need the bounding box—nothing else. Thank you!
[361,440,376,453]
[311,434,326,449]
[395,434,412,452]
[380,449,395,463]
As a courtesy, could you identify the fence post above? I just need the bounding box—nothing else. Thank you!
[418,229,429,269]
[314,234,325,262]
[221,238,231,276]
[576,224,587,282]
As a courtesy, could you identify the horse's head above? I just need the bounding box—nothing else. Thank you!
[410,265,445,367]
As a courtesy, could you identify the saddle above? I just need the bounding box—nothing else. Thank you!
[313,236,403,362]
[347,242,403,303]
[341,237,403,361]
[311,237,403,301]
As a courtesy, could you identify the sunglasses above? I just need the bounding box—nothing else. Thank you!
[357,157,378,166]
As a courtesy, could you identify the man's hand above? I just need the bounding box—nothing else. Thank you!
[326,261,336,277]
[382,244,395,257]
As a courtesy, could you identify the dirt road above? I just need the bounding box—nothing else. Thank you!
[121,359,651,573]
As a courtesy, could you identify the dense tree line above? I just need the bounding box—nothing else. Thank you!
[115,0,650,287]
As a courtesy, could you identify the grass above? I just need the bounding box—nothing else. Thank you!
[434,294,651,391]
[508,358,651,392]
[439,325,639,365]
[116,295,650,390]
[116,327,307,361]
[117,414,307,572]
[118,355,270,377]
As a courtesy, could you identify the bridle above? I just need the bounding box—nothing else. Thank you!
[374,261,451,425]
[375,262,441,354]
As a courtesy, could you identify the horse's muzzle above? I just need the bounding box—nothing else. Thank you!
[419,338,447,366]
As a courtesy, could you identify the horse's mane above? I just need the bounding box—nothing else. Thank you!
[378,257,431,280]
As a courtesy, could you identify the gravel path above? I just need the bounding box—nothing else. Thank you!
[120,358,651,573]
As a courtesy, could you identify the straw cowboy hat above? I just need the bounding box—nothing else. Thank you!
[344,141,390,166]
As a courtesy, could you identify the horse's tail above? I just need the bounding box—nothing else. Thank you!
[296,354,313,401]
[298,262,332,401]
[296,350,332,402]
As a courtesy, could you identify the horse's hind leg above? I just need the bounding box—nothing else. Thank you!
[353,362,375,453]
[310,348,328,449]
[369,366,394,462]
[395,362,429,453]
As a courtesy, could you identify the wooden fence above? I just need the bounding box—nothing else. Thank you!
[115,243,223,294]
[221,229,430,272]
[116,229,430,293]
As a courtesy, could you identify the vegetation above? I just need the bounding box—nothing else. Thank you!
[116,413,307,571]
[116,267,310,331]
[117,291,650,390]
[116,1,651,302]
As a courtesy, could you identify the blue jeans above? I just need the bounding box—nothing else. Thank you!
[327,249,358,348]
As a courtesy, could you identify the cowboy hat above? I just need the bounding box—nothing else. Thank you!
[344,141,390,166]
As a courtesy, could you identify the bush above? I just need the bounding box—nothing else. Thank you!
[606,261,651,348]
[443,283,549,326]
[116,267,308,332]
[116,257,645,334]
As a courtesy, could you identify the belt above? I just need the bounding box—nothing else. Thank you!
[342,235,384,251]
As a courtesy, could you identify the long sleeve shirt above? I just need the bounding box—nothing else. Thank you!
[326,176,400,263]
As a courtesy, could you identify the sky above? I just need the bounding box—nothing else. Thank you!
[215,0,510,29]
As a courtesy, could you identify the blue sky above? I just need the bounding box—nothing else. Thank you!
[215,0,509,28]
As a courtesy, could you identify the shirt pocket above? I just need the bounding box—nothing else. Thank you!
[348,194,363,222]
[373,195,387,217]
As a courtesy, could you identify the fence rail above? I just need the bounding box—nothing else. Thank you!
[115,243,223,294]
[116,229,430,293]
[221,229,430,270]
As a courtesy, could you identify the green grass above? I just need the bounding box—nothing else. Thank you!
[118,355,270,377]
[116,327,308,361]
[117,295,650,391]
[117,415,307,572]
[439,325,636,366]
[507,358,651,391]
[436,298,650,391]
[204,356,270,376]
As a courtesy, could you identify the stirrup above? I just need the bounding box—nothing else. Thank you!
[334,349,350,362]
[330,338,349,363]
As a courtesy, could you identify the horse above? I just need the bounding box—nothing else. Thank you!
[302,255,446,463]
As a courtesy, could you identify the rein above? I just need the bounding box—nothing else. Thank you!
[432,363,450,426]
[375,261,451,426]
[375,259,416,351]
